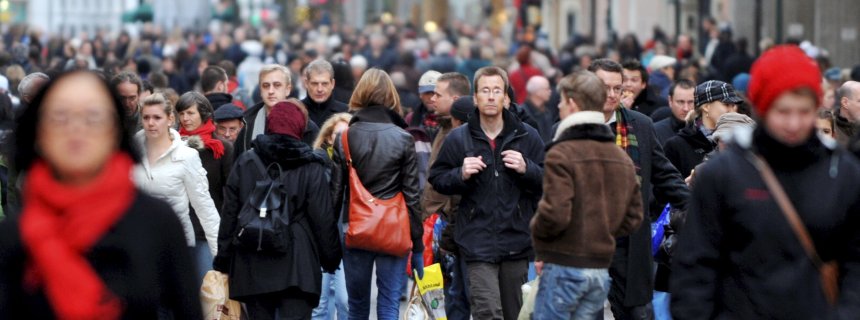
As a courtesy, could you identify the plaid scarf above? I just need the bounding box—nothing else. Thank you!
[615,108,642,181]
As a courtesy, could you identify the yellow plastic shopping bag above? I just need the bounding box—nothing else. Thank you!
[201,270,242,320]
[415,263,447,320]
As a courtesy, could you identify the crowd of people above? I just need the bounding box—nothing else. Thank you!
[0,12,859,320]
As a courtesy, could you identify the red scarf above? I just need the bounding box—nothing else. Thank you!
[179,119,225,159]
[19,153,136,319]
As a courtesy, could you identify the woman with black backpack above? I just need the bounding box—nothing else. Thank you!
[213,99,342,319]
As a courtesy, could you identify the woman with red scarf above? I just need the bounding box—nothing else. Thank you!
[176,91,234,280]
[0,70,201,318]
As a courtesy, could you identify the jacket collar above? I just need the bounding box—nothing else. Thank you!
[678,121,716,150]
[553,111,606,141]
[350,105,408,128]
[466,107,526,141]
[251,134,324,167]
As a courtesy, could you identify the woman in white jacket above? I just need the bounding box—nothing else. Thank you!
[132,93,220,260]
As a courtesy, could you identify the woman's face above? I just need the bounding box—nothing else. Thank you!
[816,118,835,138]
[37,73,119,182]
[141,104,174,141]
[702,101,737,128]
[178,104,202,131]
[329,121,349,145]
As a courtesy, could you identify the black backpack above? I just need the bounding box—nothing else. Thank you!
[235,151,291,252]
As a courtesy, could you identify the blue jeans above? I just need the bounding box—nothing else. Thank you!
[193,240,213,286]
[534,264,611,320]
[343,247,407,320]
[443,253,470,320]
[312,262,349,320]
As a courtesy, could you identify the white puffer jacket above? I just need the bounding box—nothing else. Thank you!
[133,129,220,256]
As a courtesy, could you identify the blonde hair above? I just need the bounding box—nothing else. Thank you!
[258,64,291,86]
[313,112,353,149]
[140,92,174,117]
[349,68,402,115]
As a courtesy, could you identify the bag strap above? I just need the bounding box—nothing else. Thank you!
[342,128,352,166]
[747,151,824,269]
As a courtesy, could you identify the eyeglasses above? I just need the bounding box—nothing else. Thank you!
[478,88,505,97]
[41,111,117,131]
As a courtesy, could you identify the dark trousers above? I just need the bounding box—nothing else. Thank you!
[607,245,654,320]
[467,259,528,320]
[244,290,315,320]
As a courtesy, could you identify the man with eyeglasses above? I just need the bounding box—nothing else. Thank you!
[588,59,689,320]
[110,71,144,136]
[429,66,545,320]
[213,103,245,144]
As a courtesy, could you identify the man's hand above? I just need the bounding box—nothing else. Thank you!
[501,150,527,174]
[535,260,544,276]
[462,156,486,180]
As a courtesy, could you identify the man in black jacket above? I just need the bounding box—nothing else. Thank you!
[654,80,696,146]
[621,60,668,117]
[233,64,320,157]
[201,66,235,110]
[429,66,544,320]
[589,59,689,320]
[301,59,348,126]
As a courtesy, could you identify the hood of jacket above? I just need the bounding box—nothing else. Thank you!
[466,106,529,142]
[135,128,186,160]
[205,92,233,109]
[251,134,324,168]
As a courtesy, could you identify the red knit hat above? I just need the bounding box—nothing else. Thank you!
[748,45,822,117]
[266,101,307,140]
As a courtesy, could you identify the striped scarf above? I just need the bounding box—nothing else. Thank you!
[615,108,642,181]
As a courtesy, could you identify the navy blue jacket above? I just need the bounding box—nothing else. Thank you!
[429,108,545,263]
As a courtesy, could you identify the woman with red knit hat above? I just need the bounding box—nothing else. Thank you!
[671,45,860,318]
[0,70,200,318]
[214,99,342,319]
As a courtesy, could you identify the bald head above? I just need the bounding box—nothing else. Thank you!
[526,76,551,106]
[839,81,860,122]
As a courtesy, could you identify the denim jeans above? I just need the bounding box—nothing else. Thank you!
[343,247,407,320]
[312,262,349,320]
[443,253,470,320]
[193,240,213,286]
[533,264,611,320]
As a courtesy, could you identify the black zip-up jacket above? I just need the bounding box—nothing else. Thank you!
[663,122,715,177]
[233,102,320,159]
[301,95,348,128]
[429,108,545,263]
[331,105,424,254]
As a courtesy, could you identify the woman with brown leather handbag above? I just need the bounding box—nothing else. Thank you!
[330,68,425,319]
[671,46,860,319]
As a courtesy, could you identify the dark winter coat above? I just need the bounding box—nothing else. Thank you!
[0,193,201,319]
[429,108,545,263]
[609,108,689,307]
[214,134,341,302]
[671,128,860,319]
[654,116,686,146]
[330,105,425,254]
[663,123,715,178]
[233,102,321,158]
[187,135,234,241]
[630,87,668,117]
[532,113,643,269]
[206,92,234,111]
[301,95,348,128]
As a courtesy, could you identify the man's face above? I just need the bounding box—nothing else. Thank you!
[260,70,291,110]
[305,71,335,104]
[622,69,647,99]
[116,82,139,115]
[669,87,695,121]
[421,91,438,111]
[595,69,624,115]
[841,86,860,122]
[474,75,506,118]
[434,81,457,116]
[216,119,245,143]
